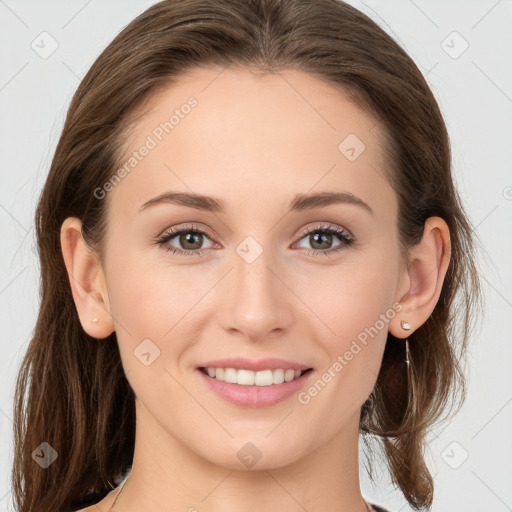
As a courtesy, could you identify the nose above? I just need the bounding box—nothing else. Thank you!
[218,243,295,341]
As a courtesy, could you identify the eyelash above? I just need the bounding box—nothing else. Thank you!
[155,222,355,257]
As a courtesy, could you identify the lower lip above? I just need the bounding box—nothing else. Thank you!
[196,368,314,408]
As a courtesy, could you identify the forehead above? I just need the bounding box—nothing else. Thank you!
[110,66,395,220]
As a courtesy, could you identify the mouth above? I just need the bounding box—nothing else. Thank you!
[198,366,314,386]
[196,365,315,408]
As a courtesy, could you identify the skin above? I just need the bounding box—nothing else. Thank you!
[61,67,451,512]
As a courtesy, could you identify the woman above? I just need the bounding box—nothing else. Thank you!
[12,1,481,511]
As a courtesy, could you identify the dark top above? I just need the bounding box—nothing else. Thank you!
[369,504,392,512]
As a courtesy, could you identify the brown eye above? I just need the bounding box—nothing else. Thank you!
[178,231,204,250]
[294,224,355,255]
[157,223,216,256]
[309,232,334,250]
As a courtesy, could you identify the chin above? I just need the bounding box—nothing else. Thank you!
[191,432,312,471]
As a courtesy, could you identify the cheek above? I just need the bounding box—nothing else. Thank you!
[104,246,217,375]
[297,249,399,404]
[296,254,398,343]
[103,252,199,400]
[105,241,199,332]
[106,263,169,338]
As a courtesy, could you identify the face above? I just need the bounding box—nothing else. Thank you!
[100,67,406,470]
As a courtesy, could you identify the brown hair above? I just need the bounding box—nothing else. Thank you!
[12,0,481,511]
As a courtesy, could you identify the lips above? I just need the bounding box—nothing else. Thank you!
[196,365,315,408]
[194,356,315,408]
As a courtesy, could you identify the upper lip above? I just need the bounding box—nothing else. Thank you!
[198,357,312,372]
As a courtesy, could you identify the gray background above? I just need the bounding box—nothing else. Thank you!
[1,1,511,511]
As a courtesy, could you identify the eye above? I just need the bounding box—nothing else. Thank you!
[293,223,355,256]
[156,223,216,257]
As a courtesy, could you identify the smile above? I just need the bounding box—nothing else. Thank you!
[196,367,315,408]
[199,367,313,386]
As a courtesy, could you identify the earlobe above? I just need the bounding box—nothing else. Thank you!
[390,216,451,338]
[60,217,115,339]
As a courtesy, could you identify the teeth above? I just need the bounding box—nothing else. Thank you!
[204,367,304,386]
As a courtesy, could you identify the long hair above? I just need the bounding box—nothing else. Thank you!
[12,1,481,510]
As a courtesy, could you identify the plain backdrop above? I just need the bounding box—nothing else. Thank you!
[1,1,511,511]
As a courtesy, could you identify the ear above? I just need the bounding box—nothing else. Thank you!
[60,217,115,339]
[389,216,451,338]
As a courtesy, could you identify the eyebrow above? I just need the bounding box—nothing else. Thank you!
[138,190,373,216]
